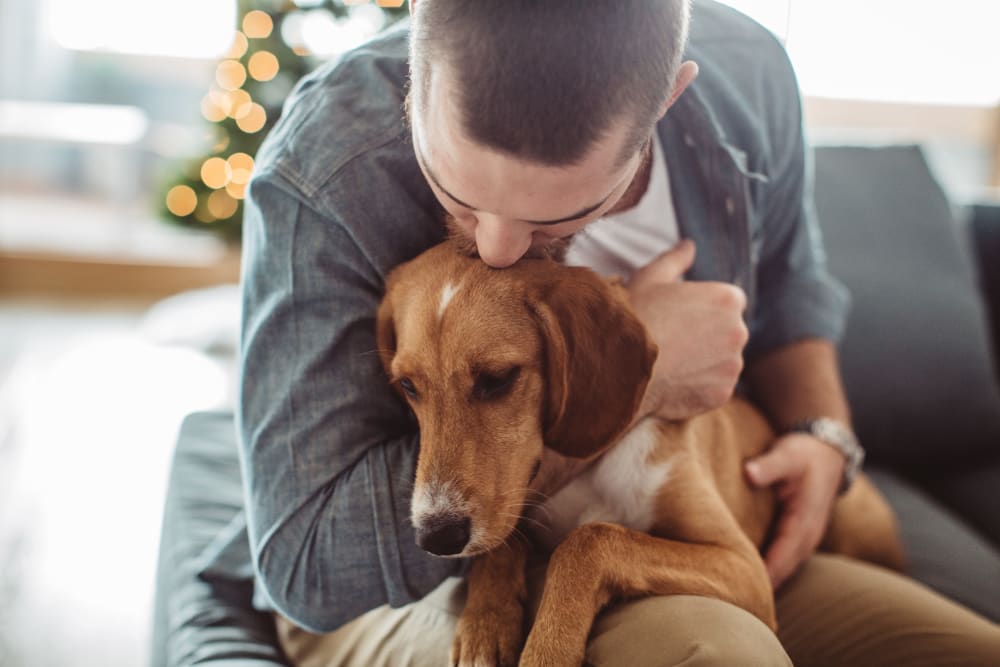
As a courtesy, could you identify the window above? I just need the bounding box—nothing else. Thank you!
[722,1,1000,106]
[45,0,236,59]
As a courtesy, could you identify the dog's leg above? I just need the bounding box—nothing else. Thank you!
[452,536,529,667]
[518,522,773,667]
[822,474,906,571]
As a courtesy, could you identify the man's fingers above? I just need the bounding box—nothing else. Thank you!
[630,239,696,289]
[764,527,801,588]
[764,493,828,588]
[745,446,797,488]
[764,511,814,589]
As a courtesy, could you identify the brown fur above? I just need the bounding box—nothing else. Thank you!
[376,240,905,667]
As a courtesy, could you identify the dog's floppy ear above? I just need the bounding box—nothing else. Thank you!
[527,266,658,458]
[375,285,398,379]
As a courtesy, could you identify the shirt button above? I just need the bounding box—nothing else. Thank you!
[725,196,736,216]
[684,133,695,147]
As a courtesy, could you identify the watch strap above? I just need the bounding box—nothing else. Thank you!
[790,417,865,495]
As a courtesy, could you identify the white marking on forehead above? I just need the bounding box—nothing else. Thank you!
[411,479,469,528]
[437,281,462,320]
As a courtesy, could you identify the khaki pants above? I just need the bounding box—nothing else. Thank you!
[276,554,1000,666]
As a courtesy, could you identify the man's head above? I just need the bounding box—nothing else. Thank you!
[406,0,696,267]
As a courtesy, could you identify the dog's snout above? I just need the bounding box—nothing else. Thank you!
[416,516,471,556]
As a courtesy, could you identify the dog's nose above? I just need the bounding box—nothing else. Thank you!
[416,516,471,556]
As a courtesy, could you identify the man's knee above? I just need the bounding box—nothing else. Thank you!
[585,595,791,667]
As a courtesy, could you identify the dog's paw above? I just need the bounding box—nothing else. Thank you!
[518,636,584,667]
[450,602,524,667]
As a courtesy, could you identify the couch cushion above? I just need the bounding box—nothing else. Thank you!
[812,144,1000,467]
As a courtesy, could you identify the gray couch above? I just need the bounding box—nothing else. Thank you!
[150,145,1000,666]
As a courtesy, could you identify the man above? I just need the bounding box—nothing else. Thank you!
[237,1,1000,664]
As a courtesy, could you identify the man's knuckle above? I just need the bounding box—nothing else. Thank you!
[724,356,744,379]
[714,284,747,310]
[707,384,733,407]
[736,321,749,346]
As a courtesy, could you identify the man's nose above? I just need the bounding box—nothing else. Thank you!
[474,215,531,268]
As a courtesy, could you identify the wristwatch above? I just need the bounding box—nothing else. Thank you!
[790,417,865,495]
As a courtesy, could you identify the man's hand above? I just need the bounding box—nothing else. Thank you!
[744,433,845,589]
[627,239,749,421]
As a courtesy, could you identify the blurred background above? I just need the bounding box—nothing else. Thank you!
[0,1,997,665]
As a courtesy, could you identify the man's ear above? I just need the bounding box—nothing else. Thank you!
[659,60,699,118]
[526,266,658,458]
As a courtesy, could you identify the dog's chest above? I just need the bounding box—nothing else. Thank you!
[534,419,676,552]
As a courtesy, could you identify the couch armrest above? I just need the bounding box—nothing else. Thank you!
[151,411,289,667]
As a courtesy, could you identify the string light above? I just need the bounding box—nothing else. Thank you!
[226,90,253,119]
[224,31,249,59]
[208,190,240,219]
[227,153,255,185]
[194,196,217,223]
[236,103,267,133]
[164,2,409,230]
[216,60,247,91]
[199,91,227,122]
[201,157,232,189]
[243,10,274,39]
[226,181,247,200]
[165,185,198,216]
[248,51,280,82]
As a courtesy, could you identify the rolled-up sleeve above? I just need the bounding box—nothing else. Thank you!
[238,168,459,633]
[745,48,850,360]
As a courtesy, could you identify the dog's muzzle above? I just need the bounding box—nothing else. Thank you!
[416,515,471,556]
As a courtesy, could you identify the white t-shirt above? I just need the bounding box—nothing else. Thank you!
[564,134,679,278]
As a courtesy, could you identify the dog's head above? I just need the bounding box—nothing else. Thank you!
[376,241,656,557]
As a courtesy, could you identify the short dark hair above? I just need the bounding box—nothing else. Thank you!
[408,0,690,168]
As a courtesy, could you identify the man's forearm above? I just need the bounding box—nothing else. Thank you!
[744,338,851,431]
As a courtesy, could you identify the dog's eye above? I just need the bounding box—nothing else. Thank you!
[473,366,520,401]
[398,377,418,399]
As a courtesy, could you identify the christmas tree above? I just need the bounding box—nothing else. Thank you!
[160,0,407,240]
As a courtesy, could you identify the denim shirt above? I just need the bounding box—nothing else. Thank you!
[237,1,849,632]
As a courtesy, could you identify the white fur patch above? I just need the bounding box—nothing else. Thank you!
[536,418,675,551]
[437,281,461,320]
[411,479,469,528]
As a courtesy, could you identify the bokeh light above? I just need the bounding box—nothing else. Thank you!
[226,181,247,200]
[215,60,247,91]
[165,185,198,217]
[200,91,228,122]
[194,196,217,223]
[226,153,255,185]
[207,190,240,219]
[248,51,280,82]
[226,90,253,119]
[235,103,267,133]
[200,157,232,189]
[243,10,274,39]
[224,31,249,59]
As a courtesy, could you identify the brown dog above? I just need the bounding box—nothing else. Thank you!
[376,240,905,667]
